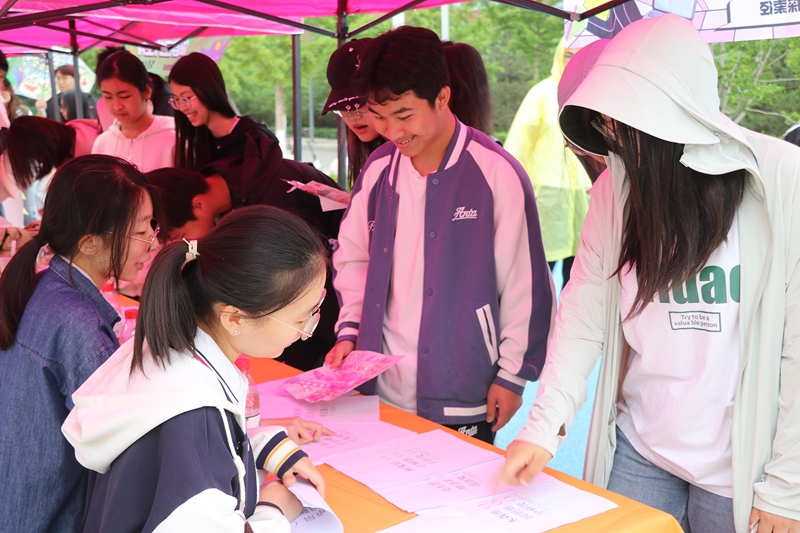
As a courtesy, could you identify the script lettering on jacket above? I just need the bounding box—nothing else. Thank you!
[452,207,478,221]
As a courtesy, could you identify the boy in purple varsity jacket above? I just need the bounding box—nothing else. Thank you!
[325,26,554,444]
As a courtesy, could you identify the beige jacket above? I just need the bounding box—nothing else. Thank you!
[519,14,800,531]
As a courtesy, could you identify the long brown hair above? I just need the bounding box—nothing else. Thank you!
[346,127,385,189]
[168,53,237,171]
[600,116,746,318]
[0,155,151,349]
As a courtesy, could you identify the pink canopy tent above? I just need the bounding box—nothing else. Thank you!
[0,0,628,180]
[0,0,626,54]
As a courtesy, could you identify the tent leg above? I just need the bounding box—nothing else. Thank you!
[47,52,58,120]
[292,34,302,161]
[70,20,83,119]
[336,6,348,188]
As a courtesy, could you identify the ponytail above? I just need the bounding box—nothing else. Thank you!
[132,241,199,373]
[133,206,328,375]
[0,237,47,349]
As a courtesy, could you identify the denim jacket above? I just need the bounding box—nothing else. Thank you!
[0,255,119,532]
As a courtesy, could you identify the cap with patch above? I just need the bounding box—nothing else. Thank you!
[322,38,372,115]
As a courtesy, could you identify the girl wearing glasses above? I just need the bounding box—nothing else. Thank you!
[167,52,343,373]
[503,15,800,533]
[64,206,327,533]
[92,50,175,173]
[0,155,158,532]
[321,39,385,189]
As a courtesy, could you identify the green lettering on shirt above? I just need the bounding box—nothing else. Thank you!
[673,277,699,304]
[730,265,740,303]
[700,266,727,304]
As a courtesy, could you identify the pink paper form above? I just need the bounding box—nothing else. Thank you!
[281,350,404,402]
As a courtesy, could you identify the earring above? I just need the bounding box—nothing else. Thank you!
[233,330,239,335]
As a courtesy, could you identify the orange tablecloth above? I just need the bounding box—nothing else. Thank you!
[250,358,683,533]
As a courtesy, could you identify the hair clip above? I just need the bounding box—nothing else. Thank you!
[183,238,199,261]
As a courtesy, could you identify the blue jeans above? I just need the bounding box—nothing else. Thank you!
[607,426,735,533]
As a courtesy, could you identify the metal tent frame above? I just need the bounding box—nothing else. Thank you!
[0,0,629,183]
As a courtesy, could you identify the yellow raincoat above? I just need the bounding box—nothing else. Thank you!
[505,41,592,263]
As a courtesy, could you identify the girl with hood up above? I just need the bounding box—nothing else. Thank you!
[503,15,800,533]
[92,50,175,173]
[63,206,327,533]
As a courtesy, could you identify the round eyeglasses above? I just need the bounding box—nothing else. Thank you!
[266,289,326,341]
[167,95,198,110]
[119,219,160,251]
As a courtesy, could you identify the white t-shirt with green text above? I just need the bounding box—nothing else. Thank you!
[617,217,740,498]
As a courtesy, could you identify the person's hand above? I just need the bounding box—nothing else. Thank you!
[1,227,31,252]
[258,481,304,522]
[262,417,336,445]
[750,507,800,533]
[280,456,326,499]
[486,383,522,432]
[24,220,41,238]
[324,340,355,368]
[501,440,553,486]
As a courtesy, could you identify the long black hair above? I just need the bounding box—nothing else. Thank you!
[96,50,152,95]
[168,52,236,171]
[586,114,747,318]
[346,127,385,190]
[443,41,493,136]
[132,206,327,373]
[0,155,151,349]
[6,116,76,190]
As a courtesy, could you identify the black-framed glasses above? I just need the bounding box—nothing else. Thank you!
[266,289,326,341]
[167,95,198,110]
[591,117,617,141]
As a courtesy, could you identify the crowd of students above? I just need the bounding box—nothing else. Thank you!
[0,14,798,533]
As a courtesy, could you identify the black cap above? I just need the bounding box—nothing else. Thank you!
[321,38,371,115]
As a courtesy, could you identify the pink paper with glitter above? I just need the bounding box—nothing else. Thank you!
[282,350,404,402]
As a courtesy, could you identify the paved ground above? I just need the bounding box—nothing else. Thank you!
[286,137,341,179]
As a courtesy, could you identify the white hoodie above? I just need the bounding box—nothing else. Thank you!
[92,114,175,172]
[63,329,305,532]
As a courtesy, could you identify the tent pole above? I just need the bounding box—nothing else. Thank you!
[47,52,58,120]
[79,21,139,54]
[346,0,427,38]
[35,21,161,49]
[0,38,51,52]
[0,0,19,19]
[193,0,336,38]
[292,34,302,161]
[69,19,84,119]
[336,1,348,187]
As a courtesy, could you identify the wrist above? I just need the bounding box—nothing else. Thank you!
[255,501,284,515]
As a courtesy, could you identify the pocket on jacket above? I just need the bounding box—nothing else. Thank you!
[476,304,499,366]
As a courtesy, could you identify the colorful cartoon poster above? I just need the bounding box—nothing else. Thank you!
[565,0,800,46]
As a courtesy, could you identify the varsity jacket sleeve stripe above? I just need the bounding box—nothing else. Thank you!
[250,428,307,478]
[467,138,555,393]
[153,489,290,533]
[332,150,392,343]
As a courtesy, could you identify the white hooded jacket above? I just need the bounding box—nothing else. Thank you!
[92,114,175,172]
[518,14,800,531]
[63,329,304,533]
